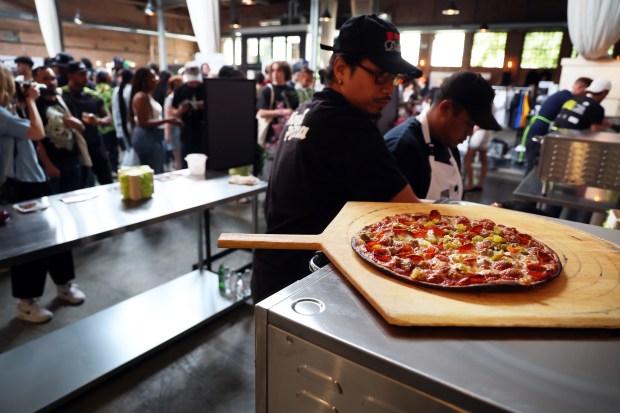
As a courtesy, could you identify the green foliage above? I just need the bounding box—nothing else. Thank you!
[471,32,508,68]
[521,32,563,69]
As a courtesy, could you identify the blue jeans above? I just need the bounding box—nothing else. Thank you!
[132,127,165,174]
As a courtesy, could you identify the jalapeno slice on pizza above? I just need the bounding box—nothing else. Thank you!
[351,210,562,290]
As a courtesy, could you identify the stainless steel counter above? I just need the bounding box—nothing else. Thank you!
[0,171,267,267]
[513,169,620,214]
[256,221,620,413]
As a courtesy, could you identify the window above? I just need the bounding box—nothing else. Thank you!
[471,32,507,68]
[247,38,259,64]
[521,32,563,68]
[221,36,242,66]
[431,31,465,67]
[400,31,421,67]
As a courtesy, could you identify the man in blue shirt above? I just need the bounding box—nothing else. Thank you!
[523,77,591,174]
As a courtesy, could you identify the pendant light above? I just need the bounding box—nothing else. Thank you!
[144,0,155,16]
[74,9,83,25]
[320,8,331,22]
[479,22,489,32]
[442,0,460,16]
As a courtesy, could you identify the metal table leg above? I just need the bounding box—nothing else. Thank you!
[197,210,204,273]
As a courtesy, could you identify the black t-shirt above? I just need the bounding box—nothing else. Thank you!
[172,83,206,145]
[256,84,299,142]
[61,87,107,147]
[554,95,605,130]
[252,88,408,301]
[36,98,79,166]
[384,117,456,199]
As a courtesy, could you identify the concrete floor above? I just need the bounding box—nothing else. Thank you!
[0,130,530,412]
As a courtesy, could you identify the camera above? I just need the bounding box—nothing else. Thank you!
[14,80,48,101]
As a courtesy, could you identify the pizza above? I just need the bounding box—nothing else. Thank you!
[351,209,562,290]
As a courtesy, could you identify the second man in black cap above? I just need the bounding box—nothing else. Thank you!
[384,71,501,200]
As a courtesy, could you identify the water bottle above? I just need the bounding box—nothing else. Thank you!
[242,269,252,297]
[235,272,244,300]
[225,270,238,297]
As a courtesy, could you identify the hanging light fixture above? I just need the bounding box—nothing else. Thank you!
[442,0,460,16]
[144,0,155,16]
[74,9,83,25]
[479,22,489,32]
[320,8,331,22]
[230,0,241,29]
[241,0,256,5]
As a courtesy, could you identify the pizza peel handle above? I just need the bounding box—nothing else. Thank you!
[217,233,323,250]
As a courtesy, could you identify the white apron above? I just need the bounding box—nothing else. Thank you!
[418,113,463,200]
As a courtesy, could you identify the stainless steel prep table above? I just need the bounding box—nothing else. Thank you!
[256,221,620,413]
[0,170,267,268]
[0,170,267,413]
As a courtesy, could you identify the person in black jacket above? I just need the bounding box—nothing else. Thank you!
[251,14,422,302]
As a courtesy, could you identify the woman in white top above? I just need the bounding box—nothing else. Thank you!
[129,68,182,174]
[111,69,134,153]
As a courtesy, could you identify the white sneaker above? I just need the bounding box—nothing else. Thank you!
[16,299,53,323]
[56,282,86,305]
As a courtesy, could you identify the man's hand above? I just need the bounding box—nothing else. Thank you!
[44,163,61,179]
[64,116,85,132]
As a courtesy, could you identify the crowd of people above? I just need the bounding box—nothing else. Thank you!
[0,48,325,322]
[2,14,616,320]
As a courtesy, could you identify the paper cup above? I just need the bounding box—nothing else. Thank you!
[185,153,207,176]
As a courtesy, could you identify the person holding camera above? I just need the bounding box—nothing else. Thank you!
[0,62,85,323]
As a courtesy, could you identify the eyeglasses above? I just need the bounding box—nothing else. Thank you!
[355,63,405,86]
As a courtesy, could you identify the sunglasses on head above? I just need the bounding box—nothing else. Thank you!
[355,62,405,86]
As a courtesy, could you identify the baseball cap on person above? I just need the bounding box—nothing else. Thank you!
[320,14,422,78]
[53,52,74,68]
[182,61,202,83]
[15,56,34,68]
[585,79,612,94]
[67,61,88,74]
[437,71,502,131]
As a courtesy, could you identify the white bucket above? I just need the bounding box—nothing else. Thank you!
[185,153,207,176]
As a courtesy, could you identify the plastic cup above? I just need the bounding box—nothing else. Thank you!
[185,153,207,176]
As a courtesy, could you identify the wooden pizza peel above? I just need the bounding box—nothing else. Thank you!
[218,202,620,328]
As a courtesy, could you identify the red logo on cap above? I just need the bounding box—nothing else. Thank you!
[385,31,401,52]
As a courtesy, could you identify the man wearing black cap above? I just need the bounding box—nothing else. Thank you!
[61,60,113,187]
[384,71,501,200]
[251,14,422,302]
[51,51,74,87]
[14,55,34,83]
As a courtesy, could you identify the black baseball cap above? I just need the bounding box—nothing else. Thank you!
[437,71,502,131]
[53,52,74,68]
[67,60,88,74]
[15,56,34,68]
[320,14,422,78]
